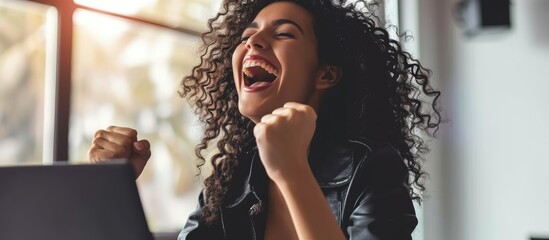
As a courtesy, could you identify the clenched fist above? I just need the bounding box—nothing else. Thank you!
[254,102,317,183]
[88,126,151,178]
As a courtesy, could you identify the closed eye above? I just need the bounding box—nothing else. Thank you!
[275,32,295,39]
[240,35,251,43]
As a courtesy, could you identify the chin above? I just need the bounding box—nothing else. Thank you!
[238,101,271,124]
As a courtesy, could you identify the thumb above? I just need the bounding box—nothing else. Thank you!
[130,139,151,179]
[132,139,151,161]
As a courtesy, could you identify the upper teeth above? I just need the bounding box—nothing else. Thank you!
[243,60,279,77]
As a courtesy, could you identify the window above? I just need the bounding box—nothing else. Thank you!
[70,9,206,230]
[385,1,425,239]
[0,1,57,166]
[0,0,220,232]
[75,0,221,32]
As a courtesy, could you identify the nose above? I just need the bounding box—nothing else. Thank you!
[246,32,269,50]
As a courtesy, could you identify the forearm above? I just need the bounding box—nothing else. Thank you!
[274,162,346,240]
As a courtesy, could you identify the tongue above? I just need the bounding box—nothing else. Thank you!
[249,81,272,88]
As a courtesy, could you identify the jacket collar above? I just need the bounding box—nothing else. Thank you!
[308,138,355,188]
[225,148,267,208]
[224,137,363,208]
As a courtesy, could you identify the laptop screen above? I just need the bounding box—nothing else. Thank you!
[0,162,153,240]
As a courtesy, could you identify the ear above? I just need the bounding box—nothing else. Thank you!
[315,65,342,90]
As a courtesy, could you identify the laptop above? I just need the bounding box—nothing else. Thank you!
[0,161,153,240]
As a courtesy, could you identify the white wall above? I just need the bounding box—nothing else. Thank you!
[415,0,549,240]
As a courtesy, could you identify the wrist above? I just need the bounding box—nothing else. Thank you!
[270,158,313,187]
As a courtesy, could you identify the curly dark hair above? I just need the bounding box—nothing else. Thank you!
[179,0,441,223]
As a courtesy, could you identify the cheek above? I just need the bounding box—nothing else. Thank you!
[282,46,319,82]
[231,47,244,89]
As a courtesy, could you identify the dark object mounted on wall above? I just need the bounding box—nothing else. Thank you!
[455,0,512,37]
[531,237,549,240]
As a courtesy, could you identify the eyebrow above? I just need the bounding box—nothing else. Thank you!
[246,18,305,34]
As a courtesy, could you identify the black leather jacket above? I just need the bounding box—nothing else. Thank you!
[178,138,418,240]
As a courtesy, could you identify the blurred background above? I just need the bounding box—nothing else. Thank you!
[0,0,548,239]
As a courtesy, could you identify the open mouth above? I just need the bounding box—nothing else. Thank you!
[242,59,279,88]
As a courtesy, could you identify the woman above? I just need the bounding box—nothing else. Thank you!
[88,0,441,239]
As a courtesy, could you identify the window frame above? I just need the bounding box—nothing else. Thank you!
[27,0,201,162]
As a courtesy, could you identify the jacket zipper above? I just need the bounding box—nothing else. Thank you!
[248,190,262,240]
[249,211,257,240]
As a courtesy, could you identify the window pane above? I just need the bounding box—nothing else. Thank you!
[74,0,222,33]
[0,1,57,165]
[71,9,206,231]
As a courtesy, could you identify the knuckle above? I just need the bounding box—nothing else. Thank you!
[94,130,105,139]
[254,123,265,134]
[128,129,138,137]
[310,111,318,119]
[260,115,270,123]
[87,149,97,162]
[106,125,116,131]
[91,137,102,146]
[275,107,287,113]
